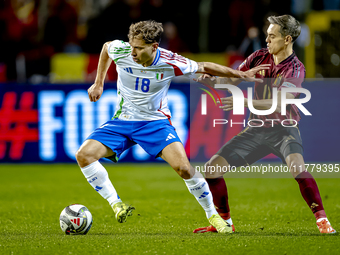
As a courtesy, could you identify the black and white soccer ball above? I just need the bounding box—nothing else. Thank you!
[59,204,93,235]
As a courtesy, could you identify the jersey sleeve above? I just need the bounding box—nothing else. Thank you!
[237,51,258,71]
[237,58,250,72]
[161,50,198,76]
[237,49,266,72]
[278,63,305,97]
[107,40,131,64]
[183,58,198,76]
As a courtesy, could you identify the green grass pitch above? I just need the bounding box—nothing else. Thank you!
[0,163,339,254]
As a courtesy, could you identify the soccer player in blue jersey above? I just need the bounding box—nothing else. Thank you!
[75,20,269,233]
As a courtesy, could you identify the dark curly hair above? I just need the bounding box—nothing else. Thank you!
[128,20,163,44]
[268,15,301,43]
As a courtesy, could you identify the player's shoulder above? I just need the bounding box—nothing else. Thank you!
[158,47,187,65]
[108,40,131,51]
[245,48,270,68]
[156,47,198,76]
[254,48,269,56]
[158,47,174,56]
[291,53,305,68]
[108,40,132,64]
[158,47,171,55]
[285,53,305,78]
[250,48,270,60]
[277,52,305,80]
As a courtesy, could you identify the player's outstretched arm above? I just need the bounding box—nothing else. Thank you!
[195,74,241,88]
[196,62,241,77]
[195,61,272,88]
[197,62,271,82]
[88,41,113,102]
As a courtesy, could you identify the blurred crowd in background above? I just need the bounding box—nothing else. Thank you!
[0,0,339,83]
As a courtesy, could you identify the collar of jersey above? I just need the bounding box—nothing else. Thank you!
[150,49,160,66]
[273,51,296,66]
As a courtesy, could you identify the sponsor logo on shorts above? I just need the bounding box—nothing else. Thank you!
[166,133,176,141]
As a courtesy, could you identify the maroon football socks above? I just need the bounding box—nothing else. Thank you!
[206,177,230,217]
[206,171,327,221]
[295,171,327,220]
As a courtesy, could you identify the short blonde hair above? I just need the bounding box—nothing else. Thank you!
[128,20,163,44]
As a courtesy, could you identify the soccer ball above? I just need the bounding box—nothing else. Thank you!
[59,204,93,235]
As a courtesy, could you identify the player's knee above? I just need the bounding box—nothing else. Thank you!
[75,148,86,165]
[204,160,225,179]
[204,161,214,178]
[76,147,96,167]
[175,164,191,179]
[289,163,302,178]
[286,153,305,177]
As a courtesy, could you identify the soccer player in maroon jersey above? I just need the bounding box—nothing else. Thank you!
[193,15,336,234]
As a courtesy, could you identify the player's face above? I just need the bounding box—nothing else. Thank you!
[266,24,287,55]
[129,38,158,67]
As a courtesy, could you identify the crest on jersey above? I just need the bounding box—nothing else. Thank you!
[273,74,283,87]
[155,69,164,80]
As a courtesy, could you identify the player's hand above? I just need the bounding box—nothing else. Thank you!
[240,64,271,83]
[219,96,233,111]
[194,74,216,87]
[88,84,103,102]
[219,96,247,111]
